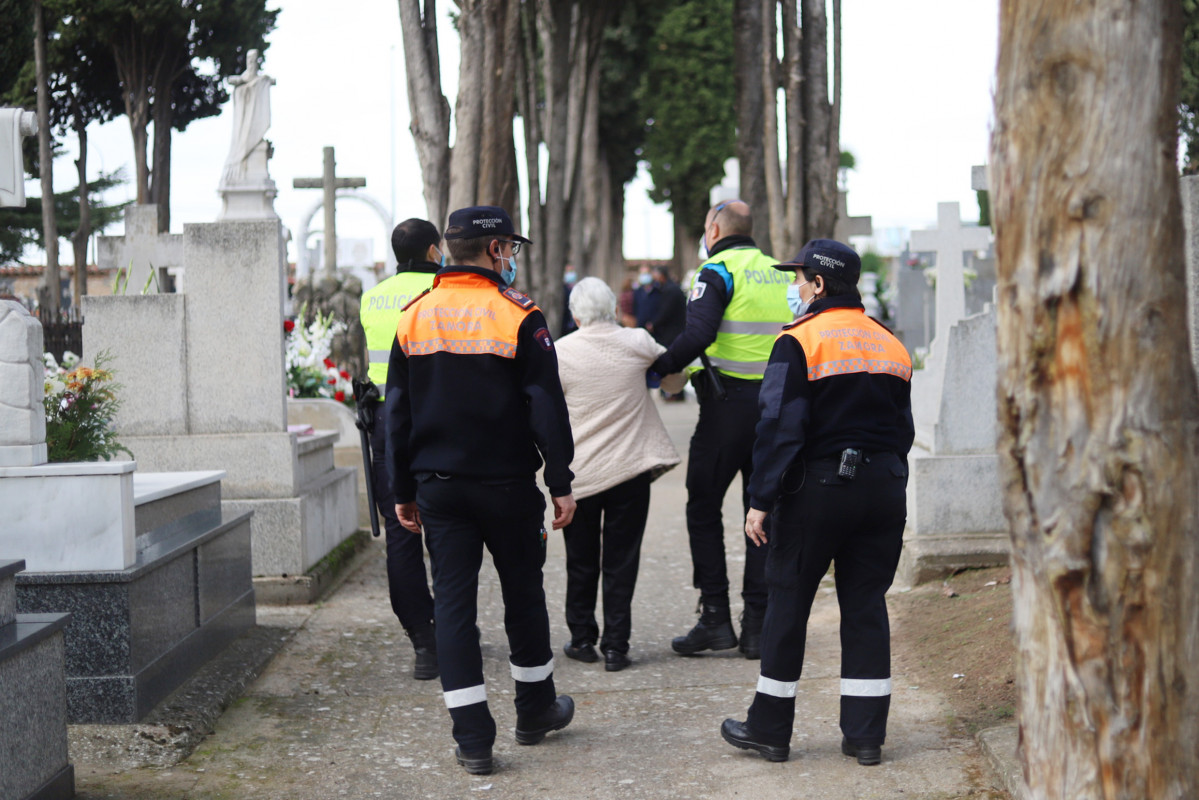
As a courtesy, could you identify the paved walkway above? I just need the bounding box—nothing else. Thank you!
[76,397,1003,799]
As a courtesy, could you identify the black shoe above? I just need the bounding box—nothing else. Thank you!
[409,627,439,681]
[738,607,764,660]
[841,737,882,766]
[515,695,575,745]
[563,641,599,663]
[603,650,631,672]
[672,599,738,654]
[720,719,789,762]
[455,745,494,774]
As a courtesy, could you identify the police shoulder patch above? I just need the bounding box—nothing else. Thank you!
[500,286,536,310]
[690,282,707,301]
[533,327,554,351]
[401,288,431,312]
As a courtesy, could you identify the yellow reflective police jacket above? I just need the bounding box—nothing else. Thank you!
[360,268,437,396]
[694,247,793,380]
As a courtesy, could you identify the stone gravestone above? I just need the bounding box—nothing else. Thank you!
[894,260,935,353]
[96,205,184,296]
[899,188,1008,585]
[0,301,257,725]
[83,216,358,597]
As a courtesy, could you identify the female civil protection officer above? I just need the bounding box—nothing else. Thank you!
[718,239,915,766]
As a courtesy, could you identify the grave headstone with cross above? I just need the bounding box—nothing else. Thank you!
[96,205,183,295]
[293,147,366,279]
[833,190,873,243]
[898,174,1007,585]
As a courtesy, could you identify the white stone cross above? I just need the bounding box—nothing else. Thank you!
[97,205,183,295]
[833,190,873,242]
[910,202,991,345]
[0,108,38,207]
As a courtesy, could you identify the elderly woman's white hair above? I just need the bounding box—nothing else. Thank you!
[568,276,619,327]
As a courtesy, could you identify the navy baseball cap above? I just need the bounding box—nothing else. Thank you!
[776,238,861,284]
[443,205,532,243]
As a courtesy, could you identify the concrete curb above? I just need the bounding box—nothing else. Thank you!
[978,723,1027,800]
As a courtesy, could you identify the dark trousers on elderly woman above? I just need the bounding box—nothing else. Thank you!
[562,471,652,655]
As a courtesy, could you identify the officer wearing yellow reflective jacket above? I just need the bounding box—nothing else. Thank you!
[358,218,444,681]
[649,200,792,660]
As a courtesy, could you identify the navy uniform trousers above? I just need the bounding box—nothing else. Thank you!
[686,375,768,611]
[417,474,557,752]
[746,452,907,748]
[369,414,434,634]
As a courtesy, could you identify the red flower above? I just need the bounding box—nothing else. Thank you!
[328,377,337,385]
[334,391,345,402]
[339,370,350,380]
[323,358,335,369]
[284,319,295,332]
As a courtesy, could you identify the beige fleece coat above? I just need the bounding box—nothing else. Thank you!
[555,322,682,500]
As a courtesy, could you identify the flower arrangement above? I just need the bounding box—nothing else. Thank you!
[42,351,133,463]
[285,307,355,405]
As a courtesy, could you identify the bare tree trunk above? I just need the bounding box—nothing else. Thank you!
[72,119,90,310]
[34,0,59,315]
[991,1,1199,796]
[781,0,803,255]
[800,0,835,240]
[536,0,575,324]
[448,0,484,214]
[829,0,841,236]
[734,0,770,253]
[516,0,544,267]
[150,74,173,233]
[761,0,785,259]
[398,0,451,227]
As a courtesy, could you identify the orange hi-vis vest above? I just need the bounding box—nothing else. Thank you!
[781,307,912,384]
[396,271,536,359]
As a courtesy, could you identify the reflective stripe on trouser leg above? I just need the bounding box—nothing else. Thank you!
[444,684,488,708]
[511,657,554,683]
[840,677,892,746]
[757,675,798,698]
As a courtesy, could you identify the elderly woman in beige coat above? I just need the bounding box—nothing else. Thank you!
[554,277,683,671]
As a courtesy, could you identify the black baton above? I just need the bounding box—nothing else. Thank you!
[352,378,382,538]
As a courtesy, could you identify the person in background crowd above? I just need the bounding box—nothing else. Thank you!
[720,239,913,767]
[554,277,683,672]
[561,264,579,337]
[633,264,661,330]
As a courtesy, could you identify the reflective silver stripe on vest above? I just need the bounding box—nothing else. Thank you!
[368,349,391,364]
[840,677,892,697]
[707,356,771,374]
[717,320,786,335]
[757,675,798,698]
[510,657,554,683]
[444,684,488,708]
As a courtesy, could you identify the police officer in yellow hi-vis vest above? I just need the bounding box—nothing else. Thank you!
[358,218,443,681]
[649,200,793,660]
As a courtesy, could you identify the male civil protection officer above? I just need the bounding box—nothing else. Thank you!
[385,205,577,775]
[649,200,792,659]
[719,239,914,766]
[358,218,443,680]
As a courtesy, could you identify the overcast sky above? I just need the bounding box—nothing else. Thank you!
[33,0,999,263]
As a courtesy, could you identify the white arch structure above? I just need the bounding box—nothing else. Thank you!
[295,188,395,282]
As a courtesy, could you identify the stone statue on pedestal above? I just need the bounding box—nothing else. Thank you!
[217,49,279,221]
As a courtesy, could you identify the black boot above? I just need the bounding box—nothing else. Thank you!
[409,626,439,681]
[671,597,738,655]
[738,606,764,660]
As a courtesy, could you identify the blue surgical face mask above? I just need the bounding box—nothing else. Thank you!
[500,256,518,287]
[787,280,812,317]
[698,235,709,261]
[638,272,653,286]
[436,247,446,267]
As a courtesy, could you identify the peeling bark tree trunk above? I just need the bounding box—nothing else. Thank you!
[73,118,90,308]
[398,0,451,227]
[780,0,803,256]
[760,0,785,258]
[991,1,1199,797]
